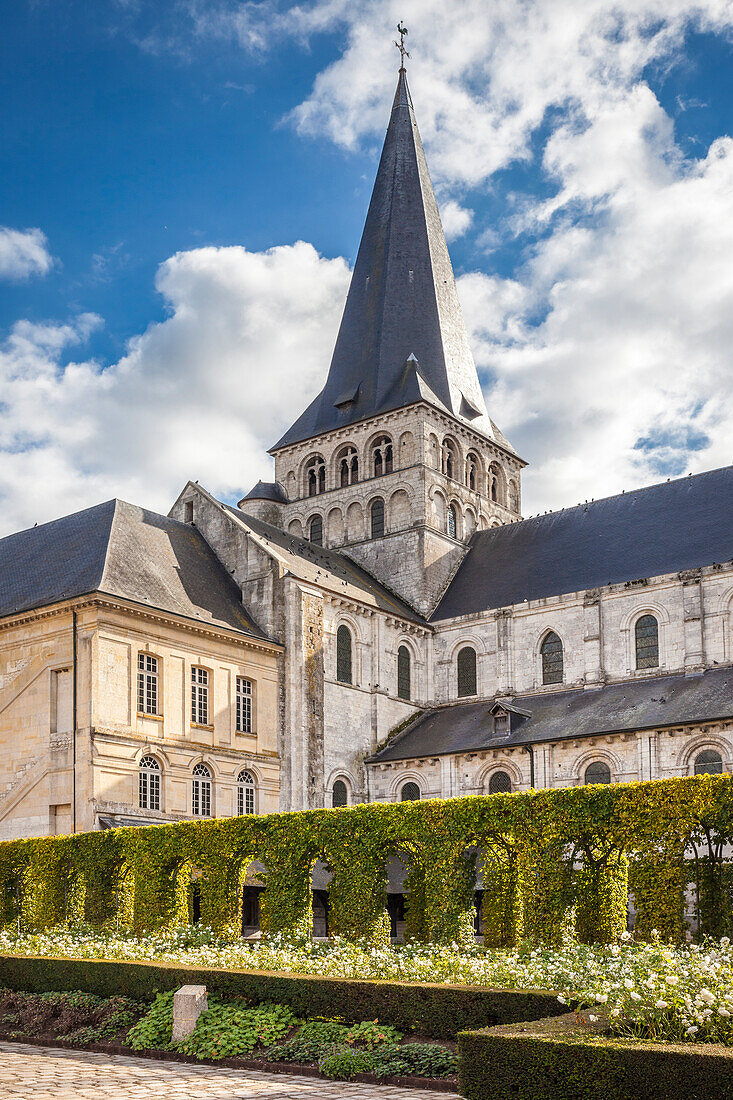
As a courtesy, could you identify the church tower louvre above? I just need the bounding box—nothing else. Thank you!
[243,61,525,616]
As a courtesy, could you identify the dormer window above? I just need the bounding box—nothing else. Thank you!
[493,710,510,737]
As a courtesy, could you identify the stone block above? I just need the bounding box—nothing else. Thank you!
[172,984,207,1041]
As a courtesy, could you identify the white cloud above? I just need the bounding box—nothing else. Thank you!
[439,199,473,241]
[0,243,349,535]
[0,227,54,280]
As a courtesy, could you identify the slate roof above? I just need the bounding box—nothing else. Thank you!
[0,499,268,639]
[241,481,288,504]
[223,503,425,623]
[272,70,513,454]
[368,666,733,762]
[433,466,733,621]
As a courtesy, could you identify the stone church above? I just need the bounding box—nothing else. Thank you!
[1,67,732,839]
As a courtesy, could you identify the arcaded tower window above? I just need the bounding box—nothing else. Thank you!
[306,455,326,496]
[338,446,359,487]
[372,435,393,476]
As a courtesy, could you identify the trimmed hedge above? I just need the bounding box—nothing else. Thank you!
[0,775,731,945]
[458,1013,733,1100]
[0,954,566,1040]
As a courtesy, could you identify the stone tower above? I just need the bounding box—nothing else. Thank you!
[242,68,525,616]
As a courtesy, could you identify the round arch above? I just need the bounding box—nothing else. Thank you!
[477,758,524,791]
[570,747,623,785]
[679,733,732,773]
[388,770,427,801]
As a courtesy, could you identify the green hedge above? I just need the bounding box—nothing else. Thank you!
[458,1013,733,1100]
[0,775,731,945]
[0,955,566,1040]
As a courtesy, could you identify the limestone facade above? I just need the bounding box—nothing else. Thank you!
[0,596,281,839]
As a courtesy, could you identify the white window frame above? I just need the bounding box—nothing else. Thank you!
[138,755,161,811]
[192,763,212,817]
[137,653,160,716]
[237,769,256,815]
[191,666,210,726]
[236,677,253,734]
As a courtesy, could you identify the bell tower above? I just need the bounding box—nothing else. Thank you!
[242,49,525,615]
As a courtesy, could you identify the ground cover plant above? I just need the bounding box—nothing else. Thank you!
[125,989,458,1079]
[2,926,732,1045]
[0,988,145,1045]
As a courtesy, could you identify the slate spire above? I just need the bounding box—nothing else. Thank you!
[272,67,506,452]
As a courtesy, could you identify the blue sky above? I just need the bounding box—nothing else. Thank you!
[1,1,733,534]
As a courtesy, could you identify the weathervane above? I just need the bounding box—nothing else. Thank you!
[394,22,410,70]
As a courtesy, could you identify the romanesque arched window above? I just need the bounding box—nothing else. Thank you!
[139,755,160,811]
[489,770,512,794]
[370,498,385,538]
[584,761,611,785]
[337,445,359,487]
[635,614,659,669]
[694,749,723,775]
[306,455,326,496]
[332,779,349,807]
[442,439,458,479]
[336,625,353,685]
[192,763,212,817]
[400,781,420,801]
[309,514,323,546]
[372,435,393,476]
[447,503,458,539]
[457,646,477,697]
[237,769,256,815]
[541,632,563,685]
[489,462,506,504]
[466,453,479,491]
[397,645,411,701]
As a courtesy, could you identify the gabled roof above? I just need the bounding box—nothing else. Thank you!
[223,503,426,624]
[0,499,268,640]
[432,466,733,621]
[368,666,733,762]
[272,69,513,454]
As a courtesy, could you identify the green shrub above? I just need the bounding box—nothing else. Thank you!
[126,991,175,1051]
[177,1001,298,1059]
[370,1042,458,1078]
[318,1044,374,1079]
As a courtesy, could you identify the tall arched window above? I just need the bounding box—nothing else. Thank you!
[694,749,723,775]
[447,503,458,539]
[441,440,458,479]
[192,763,212,817]
[138,755,160,811]
[400,781,420,801]
[370,498,385,538]
[584,761,611,785]
[237,769,256,815]
[635,614,659,669]
[309,514,323,546]
[457,646,477,697]
[372,435,393,476]
[489,770,512,794]
[306,455,326,496]
[336,625,353,685]
[466,453,479,490]
[397,645,411,701]
[332,779,348,807]
[541,632,564,685]
[338,446,359,487]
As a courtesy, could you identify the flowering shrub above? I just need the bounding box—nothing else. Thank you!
[1,925,732,1044]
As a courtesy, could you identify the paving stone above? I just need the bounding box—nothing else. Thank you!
[0,1043,456,1100]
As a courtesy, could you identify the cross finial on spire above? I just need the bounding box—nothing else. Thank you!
[394,22,410,70]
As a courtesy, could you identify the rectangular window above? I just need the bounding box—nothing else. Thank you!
[237,783,255,816]
[236,677,253,733]
[192,777,211,816]
[191,667,209,725]
[139,768,160,811]
[137,654,159,715]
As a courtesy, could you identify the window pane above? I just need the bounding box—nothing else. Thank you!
[371,499,385,538]
[541,632,563,685]
[635,615,659,669]
[585,762,611,785]
[236,677,252,733]
[332,780,348,807]
[336,626,352,684]
[694,750,723,775]
[237,769,255,815]
[457,647,477,697]
[397,645,411,701]
[489,771,512,794]
[400,781,420,801]
[191,668,209,725]
[309,515,323,546]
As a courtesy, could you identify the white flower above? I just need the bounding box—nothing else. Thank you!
[655,1000,668,1009]
[686,1026,699,1036]
[588,1014,598,1022]
[666,975,679,986]
[718,1008,731,1017]
[700,989,716,1004]
[610,1008,621,1018]
[595,993,608,1003]
[620,931,632,942]
[624,979,634,990]
[630,992,642,1002]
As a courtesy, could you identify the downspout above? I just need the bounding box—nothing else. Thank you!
[523,744,535,789]
[72,609,77,833]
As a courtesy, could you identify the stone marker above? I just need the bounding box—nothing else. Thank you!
[172,985,208,1041]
